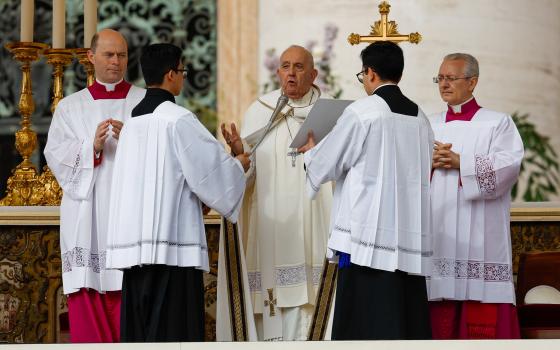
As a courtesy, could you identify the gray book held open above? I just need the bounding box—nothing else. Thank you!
[289,98,353,149]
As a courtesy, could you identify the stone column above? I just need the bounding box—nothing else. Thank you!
[217,0,259,138]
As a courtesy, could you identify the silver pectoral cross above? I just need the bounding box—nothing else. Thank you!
[287,148,299,167]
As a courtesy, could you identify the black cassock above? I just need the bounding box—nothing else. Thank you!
[121,265,204,342]
[332,264,431,340]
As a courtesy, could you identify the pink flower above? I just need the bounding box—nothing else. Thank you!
[264,49,279,73]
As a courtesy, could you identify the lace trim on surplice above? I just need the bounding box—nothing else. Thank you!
[474,154,497,196]
[430,258,512,282]
[107,240,207,250]
[334,225,433,257]
[62,247,106,274]
[66,141,84,194]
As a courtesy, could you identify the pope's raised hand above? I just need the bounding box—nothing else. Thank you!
[235,152,251,173]
[221,122,244,156]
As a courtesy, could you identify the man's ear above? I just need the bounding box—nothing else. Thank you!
[311,68,318,81]
[87,49,95,65]
[367,67,377,83]
[165,70,174,83]
[468,76,478,93]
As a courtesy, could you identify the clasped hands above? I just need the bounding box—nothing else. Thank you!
[94,118,123,153]
[220,123,251,172]
[433,141,460,169]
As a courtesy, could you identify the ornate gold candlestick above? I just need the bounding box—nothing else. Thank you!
[36,48,75,206]
[44,48,74,114]
[36,164,63,206]
[73,48,95,86]
[0,42,48,206]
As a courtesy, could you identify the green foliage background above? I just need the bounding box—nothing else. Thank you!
[512,113,559,201]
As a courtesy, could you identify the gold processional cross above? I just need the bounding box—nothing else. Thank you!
[264,288,277,316]
[347,1,421,46]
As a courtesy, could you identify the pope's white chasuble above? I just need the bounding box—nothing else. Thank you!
[221,87,333,341]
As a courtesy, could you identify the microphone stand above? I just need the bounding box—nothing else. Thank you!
[248,93,289,156]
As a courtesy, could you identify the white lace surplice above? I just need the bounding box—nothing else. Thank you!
[427,109,524,304]
[105,101,246,271]
[44,85,145,295]
[304,94,434,275]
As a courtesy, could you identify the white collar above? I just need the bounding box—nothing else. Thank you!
[95,78,124,92]
[450,96,474,114]
[288,85,320,108]
[372,82,397,95]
